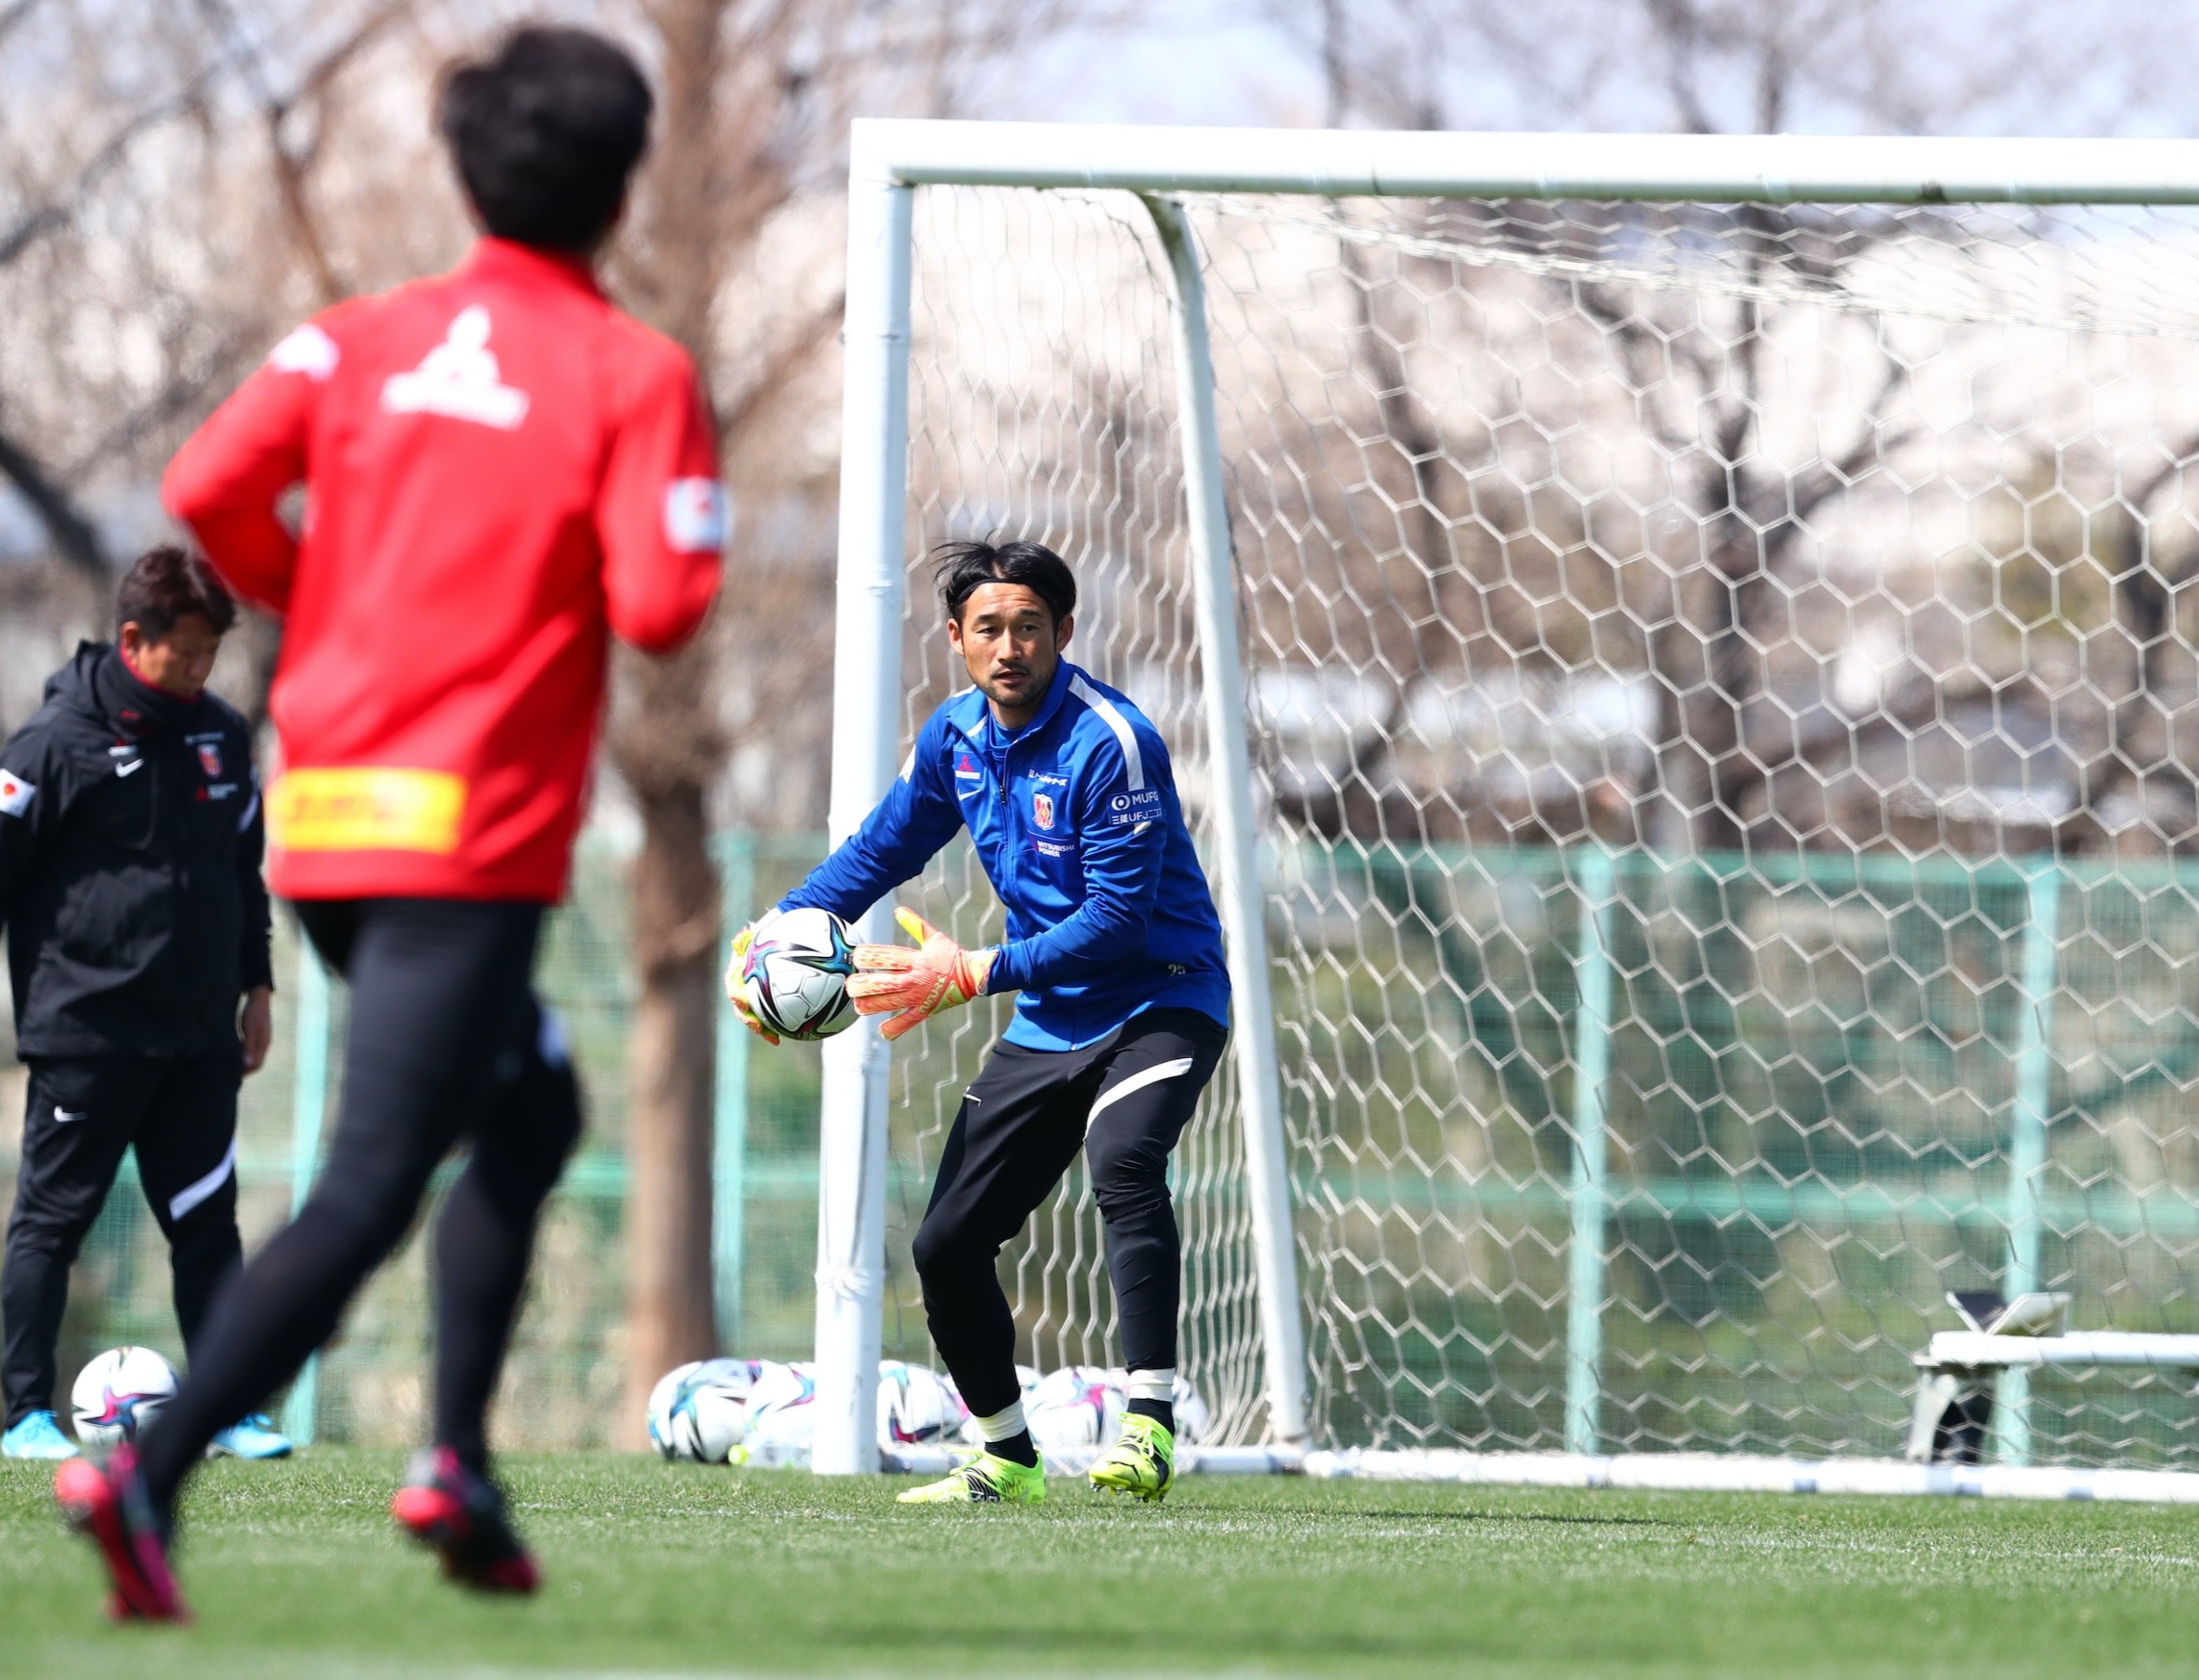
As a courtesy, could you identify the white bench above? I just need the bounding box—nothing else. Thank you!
[1907,1291,2199,1463]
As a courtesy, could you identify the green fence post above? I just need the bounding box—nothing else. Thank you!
[280,938,331,1447]
[1565,847,1616,1457]
[1998,859,2062,1467]
[713,830,756,1353]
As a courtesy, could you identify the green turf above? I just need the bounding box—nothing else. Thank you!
[4,1450,2195,1678]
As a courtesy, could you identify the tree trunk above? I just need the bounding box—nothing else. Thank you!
[621,769,720,1441]
[613,0,734,1445]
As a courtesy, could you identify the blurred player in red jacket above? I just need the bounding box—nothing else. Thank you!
[57,27,723,1619]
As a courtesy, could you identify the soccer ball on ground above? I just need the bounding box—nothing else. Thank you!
[1006,1366,1210,1451]
[1169,1372,1211,1446]
[72,1346,178,1450]
[877,1360,969,1448]
[737,907,857,1041]
[1023,1366,1126,1452]
[647,1357,770,1463]
[741,1360,819,1467]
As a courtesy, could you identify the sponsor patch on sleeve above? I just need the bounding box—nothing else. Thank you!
[663,478,730,554]
[268,323,339,380]
[0,769,34,817]
[1103,788,1164,828]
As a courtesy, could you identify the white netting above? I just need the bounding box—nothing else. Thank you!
[881,182,2199,1468]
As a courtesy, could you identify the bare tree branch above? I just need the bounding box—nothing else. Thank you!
[716,293,845,447]
[57,331,252,488]
[192,0,414,305]
[0,0,45,48]
[0,83,212,271]
[0,423,107,581]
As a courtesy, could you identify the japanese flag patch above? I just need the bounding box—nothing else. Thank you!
[663,478,730,554]
[0,769,35,818]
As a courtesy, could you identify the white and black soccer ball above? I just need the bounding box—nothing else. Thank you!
[1024,1365,1126,1452]
[742,1360,819,1467]
[877,1360,970,1448]
[738,908,857,1042]
[71,1346,179,1451]
[647,1357,768,1463]
[1170,1373,1211,1446]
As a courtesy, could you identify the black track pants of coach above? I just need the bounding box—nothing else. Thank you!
[2,1054,243,1427]
[910,1008,1228,1420]
[137,899,582,1512]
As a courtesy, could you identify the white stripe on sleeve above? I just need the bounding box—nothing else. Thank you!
[1068,675,1146,791]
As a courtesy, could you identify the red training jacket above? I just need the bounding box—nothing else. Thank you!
[165,238,724,903]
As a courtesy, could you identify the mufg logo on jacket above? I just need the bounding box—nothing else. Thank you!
[381,306,530,430]
[1032,791,1056,830]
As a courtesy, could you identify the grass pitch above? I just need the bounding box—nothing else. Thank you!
[4,1451,2194,1678]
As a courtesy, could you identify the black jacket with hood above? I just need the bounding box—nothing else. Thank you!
[0,642,272,1060]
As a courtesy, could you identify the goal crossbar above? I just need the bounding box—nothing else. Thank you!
[813,118,2199,1487]
[853,120,2199,205]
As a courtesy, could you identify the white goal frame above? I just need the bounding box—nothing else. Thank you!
[809,119,2199,1480]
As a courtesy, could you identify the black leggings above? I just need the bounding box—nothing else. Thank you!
[138,898,582,1512]
[3,1053,244,1427]
[910,1009,1227,1419]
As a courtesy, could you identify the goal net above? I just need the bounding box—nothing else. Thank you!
[844,130,2199,1473]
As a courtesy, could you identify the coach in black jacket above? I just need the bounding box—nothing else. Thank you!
[0,547,282,1460]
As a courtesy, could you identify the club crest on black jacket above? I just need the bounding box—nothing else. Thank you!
[0,642,272,1058]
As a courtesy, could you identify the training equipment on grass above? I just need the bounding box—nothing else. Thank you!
[70,1347,177,1450]
[876,1360,969,1446]
[802,120,2199,1499]
[648,1357,772,1464]
[735,907,857,1042]
[1023,1367,1126,1453]
[741,1360,819,1467]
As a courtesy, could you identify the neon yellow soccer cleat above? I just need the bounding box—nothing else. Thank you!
[896,1451,1047,1505]
[1087,1412,1176,1503]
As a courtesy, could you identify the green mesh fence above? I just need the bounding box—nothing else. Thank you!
[13,835,2199,1463]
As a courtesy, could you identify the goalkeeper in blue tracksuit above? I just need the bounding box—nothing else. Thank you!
[728,538,1229,1504]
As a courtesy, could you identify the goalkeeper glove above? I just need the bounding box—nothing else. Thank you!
[722,922,779,1046]
[848,908,996,1042]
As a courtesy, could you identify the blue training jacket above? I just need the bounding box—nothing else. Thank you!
[780,659,1229,1051]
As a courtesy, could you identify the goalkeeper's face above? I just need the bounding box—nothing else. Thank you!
[949,582,1074,727]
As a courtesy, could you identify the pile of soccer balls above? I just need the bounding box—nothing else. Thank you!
[646,1357,1208,1466]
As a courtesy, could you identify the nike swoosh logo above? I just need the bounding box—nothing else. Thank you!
[54,1107,86,1124]
[115,760,142,777]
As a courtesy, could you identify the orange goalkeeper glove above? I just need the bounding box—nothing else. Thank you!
[847,909,996,1042]
[722,922,778,1046]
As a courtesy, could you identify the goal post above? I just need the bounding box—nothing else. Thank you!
[813,119,2199,1485]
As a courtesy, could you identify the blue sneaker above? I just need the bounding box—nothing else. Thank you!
[3,1409,80,1460]
[207,1414,293,1460]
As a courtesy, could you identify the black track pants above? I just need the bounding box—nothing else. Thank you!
[2,1054,243,1427]
[137,899,582,1512]
[910,1008,1227,1419]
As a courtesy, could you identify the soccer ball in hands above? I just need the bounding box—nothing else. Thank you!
[647,1357,770,1463]
[737,908,857,1041]
[71,1346,178,1450]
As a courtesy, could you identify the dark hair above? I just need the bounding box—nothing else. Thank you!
[116,546,235,640]
[436,26,653,252]
[933,539,1077,627]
